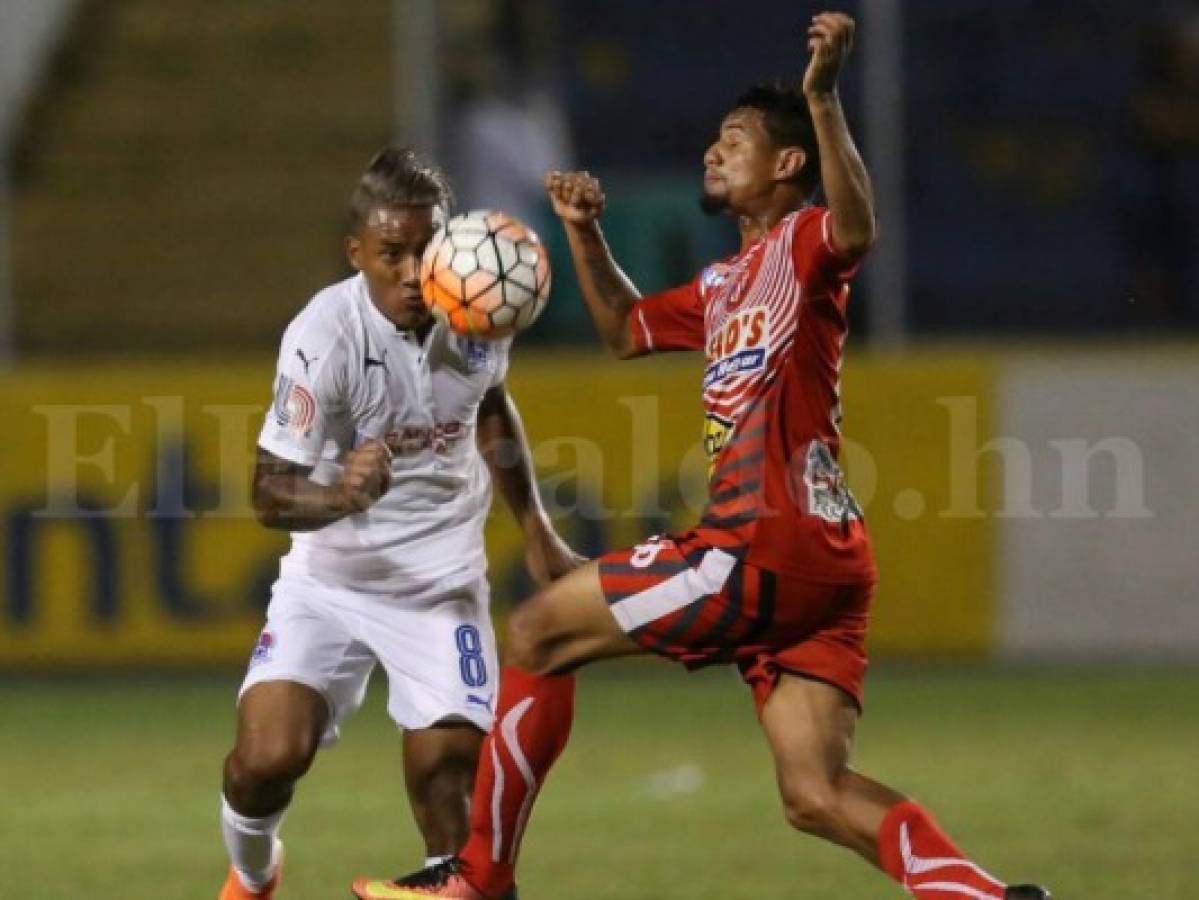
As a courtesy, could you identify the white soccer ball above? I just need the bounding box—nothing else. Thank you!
[420,210,552,338]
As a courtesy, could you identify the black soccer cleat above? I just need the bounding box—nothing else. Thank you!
[392,858,459,889]
[394,857,518,898]
[1005,885,1052,900]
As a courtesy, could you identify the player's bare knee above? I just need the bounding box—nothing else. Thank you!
[780,780,842,837]
[504,598,558,673]
[227,733,319,792]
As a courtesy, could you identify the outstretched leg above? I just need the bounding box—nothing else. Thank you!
[353,560,640,900]
[458,560,640,898]
[760,673,1016,899]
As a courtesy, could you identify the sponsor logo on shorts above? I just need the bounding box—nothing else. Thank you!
[249,630,274,666]
[630,535,675,569]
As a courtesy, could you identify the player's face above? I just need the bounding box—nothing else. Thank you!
[701,108,787,215]
[347,205,442,330]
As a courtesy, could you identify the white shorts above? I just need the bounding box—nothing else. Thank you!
[239,573,499,745]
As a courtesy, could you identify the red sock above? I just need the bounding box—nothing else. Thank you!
[878,800,1007,899]
[459,667,576,898]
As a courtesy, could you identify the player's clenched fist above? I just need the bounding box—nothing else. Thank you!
[803,11,855,98]
[544,170,605,225]
[339,439,392,511]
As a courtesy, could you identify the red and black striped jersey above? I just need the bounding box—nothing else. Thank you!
[630,206,875,582]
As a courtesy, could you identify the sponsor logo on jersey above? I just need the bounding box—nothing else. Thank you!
[464,339,492,374]
[703,412,735,472]
[701,262,731,292]
[800,441,863,524]
[703,308,769,389]
[249,629,274,666]
[273,375,316,436]
[383,421,467,456]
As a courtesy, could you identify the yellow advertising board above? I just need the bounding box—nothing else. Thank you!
[0,351,998,669]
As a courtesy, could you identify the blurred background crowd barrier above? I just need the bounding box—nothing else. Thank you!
[1,0,1196,671]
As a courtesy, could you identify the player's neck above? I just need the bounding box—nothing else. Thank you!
[735,199,806,251]
[405,317,434,343]
[735,214,781,251]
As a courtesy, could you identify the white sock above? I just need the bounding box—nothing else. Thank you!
[424,854,452,869]
[221,795,286,890]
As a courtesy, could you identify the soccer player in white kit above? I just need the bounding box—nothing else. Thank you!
[217,147,581,900]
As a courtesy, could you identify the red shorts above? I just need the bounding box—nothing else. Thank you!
[599,533,874,712]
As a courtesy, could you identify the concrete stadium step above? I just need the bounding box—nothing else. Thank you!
[14,0,393,356]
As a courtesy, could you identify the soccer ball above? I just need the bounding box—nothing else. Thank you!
[420,210,551,338]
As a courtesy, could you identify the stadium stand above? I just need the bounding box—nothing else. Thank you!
[12,0,392,356]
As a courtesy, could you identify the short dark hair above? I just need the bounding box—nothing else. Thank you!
[732,83,821,198]
[348,146,453,232]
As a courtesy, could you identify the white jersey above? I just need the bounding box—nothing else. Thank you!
[258,273,512,597]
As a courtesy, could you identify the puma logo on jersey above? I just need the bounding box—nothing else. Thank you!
[295,348,318,374]
[704,308,769,388]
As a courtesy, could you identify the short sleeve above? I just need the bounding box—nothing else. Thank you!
[630,279,705,354]
[790,207,862,288]
[257,332,345,467]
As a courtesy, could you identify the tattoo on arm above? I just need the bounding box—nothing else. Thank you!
[252,447,348,531]
[586,255,635,312]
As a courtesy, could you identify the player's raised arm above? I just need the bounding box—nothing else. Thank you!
[477,384,585,585]
[252,442,391,531]
[803,11,877,257]
[545,170,642,359]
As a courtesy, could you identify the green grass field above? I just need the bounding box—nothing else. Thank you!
[2,664,1195,899]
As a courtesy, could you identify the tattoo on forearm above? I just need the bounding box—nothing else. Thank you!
[257,458,298,478]
[585,255,633,311]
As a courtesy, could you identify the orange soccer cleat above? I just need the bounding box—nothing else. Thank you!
[351,858,512,900]
[350,874,488,900]
[219,868,280,900]
[218,845,284,900]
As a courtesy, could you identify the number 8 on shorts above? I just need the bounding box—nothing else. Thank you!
[455,624,488,688]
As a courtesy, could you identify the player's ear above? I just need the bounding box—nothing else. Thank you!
[345,234,363,271]
[775,147,807,183]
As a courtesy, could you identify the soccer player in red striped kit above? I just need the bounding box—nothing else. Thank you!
[354,12,1050,900]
